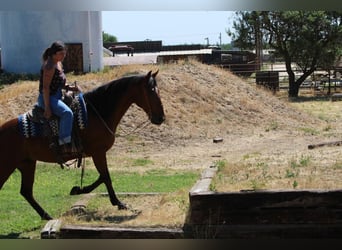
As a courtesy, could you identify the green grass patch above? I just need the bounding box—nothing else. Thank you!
[132,158,154,167]
[0,165,81,238]
[0,163,199,238]
[114,170,198,193]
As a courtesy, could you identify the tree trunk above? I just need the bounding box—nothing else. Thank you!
[288,79,300,97]
[285,59,300,98]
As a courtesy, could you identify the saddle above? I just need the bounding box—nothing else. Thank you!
[18,91,88,168]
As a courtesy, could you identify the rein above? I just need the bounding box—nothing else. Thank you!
[118,119,150,137]
[85,97,116,137]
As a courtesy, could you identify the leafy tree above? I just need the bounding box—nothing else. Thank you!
[221,43,233,50]
[102,31,118,43]
[230,11,342,97]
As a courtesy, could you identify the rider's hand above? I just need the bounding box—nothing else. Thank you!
[65,83,81,92]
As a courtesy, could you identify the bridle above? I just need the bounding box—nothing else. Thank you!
[141,76,155,120]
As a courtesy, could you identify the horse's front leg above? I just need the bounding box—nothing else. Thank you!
[93,153,128,210]
[70,153,128,210]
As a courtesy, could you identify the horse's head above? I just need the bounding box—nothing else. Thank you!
[137,70,165,125]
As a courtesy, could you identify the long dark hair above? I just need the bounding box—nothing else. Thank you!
[42,41,66,62]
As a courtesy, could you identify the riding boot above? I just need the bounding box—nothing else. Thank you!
[60,143,73,155]
[49,138,66,169]
[44,121,65,169]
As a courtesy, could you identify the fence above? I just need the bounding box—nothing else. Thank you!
[255,71,279,93]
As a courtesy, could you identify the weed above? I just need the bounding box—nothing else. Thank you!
[318,113,329,122]
[214,159,227,172]
[290,155,311,169]
[215,118,223,124]
[323,124,332,132]
[256,162,270,180]
[209,182,217,192]
[132,158,154,167]
[332,161,342,170]
[265,120,279,132]
[299,127,320,135]
[299,155,311,167]
[242,152,261,160]
[285,155,310,179]
[250,179,265,190]
[285,169,297,178]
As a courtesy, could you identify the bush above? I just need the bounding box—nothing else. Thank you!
[0,72,39,86]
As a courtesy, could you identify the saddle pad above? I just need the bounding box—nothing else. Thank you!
[18,113,44,138]
[18,93,88,138]
[71,93,88,130]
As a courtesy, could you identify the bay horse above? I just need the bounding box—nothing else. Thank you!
[0,70,165,220]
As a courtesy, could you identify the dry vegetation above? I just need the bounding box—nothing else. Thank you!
[1,60,342,193]
[62,192,189,228]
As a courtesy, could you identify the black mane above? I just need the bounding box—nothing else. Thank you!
[83,74,144,119]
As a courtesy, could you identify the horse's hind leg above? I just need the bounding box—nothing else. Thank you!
[18,160,53,220]
[0,164,16,190]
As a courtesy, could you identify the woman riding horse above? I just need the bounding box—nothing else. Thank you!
[0,70,164,220]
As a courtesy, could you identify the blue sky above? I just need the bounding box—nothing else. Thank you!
[102,11,235,45]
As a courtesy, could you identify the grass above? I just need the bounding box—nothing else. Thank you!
[0,164,80,238]
[0,162,199,238]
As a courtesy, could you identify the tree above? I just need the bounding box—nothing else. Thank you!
[230,11,342,97]
[102,31,118,43]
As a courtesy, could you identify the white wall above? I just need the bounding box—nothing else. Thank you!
[0,11,103,73]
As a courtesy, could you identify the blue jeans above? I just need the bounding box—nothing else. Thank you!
[37,90,73,145]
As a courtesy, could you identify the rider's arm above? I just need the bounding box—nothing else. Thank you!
[42,67,54,119]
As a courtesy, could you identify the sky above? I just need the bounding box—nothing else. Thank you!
[102,11,235,46]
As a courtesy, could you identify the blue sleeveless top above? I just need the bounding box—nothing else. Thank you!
[39,67,66,95]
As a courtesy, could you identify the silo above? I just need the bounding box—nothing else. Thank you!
[0,11,103,74]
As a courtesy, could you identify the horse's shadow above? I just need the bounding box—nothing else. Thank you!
[0,232,28,239]
[77,209,142,224]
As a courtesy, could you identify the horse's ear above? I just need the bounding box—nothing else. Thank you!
[145,71,152,80]
[152,69,159,78]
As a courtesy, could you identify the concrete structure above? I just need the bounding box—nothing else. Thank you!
[0,11,103,73]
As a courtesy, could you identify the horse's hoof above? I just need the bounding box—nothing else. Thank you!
[118,202,129,210]
[70,186,82,195]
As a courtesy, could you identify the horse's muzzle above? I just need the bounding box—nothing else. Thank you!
[151,115,165,125]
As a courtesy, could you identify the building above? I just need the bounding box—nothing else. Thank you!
[0,11,103,74]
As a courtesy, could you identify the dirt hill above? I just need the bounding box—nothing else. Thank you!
[0,60,321,138]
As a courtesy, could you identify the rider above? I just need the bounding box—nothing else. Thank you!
[37,41,79,151]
